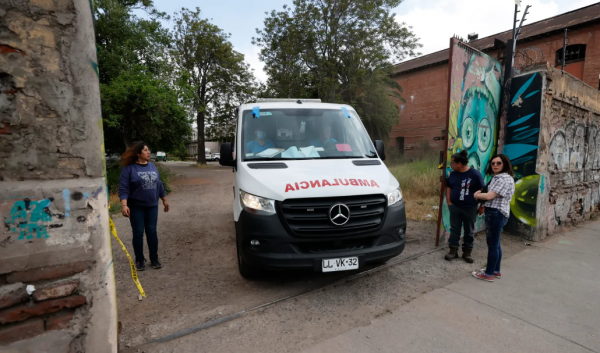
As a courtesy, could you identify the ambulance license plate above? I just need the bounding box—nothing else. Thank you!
[322,257,359,272]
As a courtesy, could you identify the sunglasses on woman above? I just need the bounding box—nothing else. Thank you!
[491,161,503,166]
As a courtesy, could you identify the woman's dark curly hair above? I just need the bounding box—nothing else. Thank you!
[121,141,147,166]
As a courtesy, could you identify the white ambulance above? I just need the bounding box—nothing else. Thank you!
[219,99,406,278]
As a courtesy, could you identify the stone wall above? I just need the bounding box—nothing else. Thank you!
[503,64,600,241]
[0,0,117,351]
[538,65,600,237]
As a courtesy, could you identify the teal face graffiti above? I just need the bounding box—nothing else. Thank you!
[455,85,498,173]
[438,42,503,242]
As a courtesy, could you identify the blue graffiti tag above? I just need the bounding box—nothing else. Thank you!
[63,189,71,218]
[6,199,54,240]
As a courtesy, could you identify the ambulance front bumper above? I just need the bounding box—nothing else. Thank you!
[234,200,406,271]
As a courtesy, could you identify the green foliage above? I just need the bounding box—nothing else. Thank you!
[172,144,191,160]
[171,8,256,163]
[100,67,192,153]
[95,0,192,154]
[253,0,421,139]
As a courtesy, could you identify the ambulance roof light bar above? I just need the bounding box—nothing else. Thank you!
[255,98,322,103]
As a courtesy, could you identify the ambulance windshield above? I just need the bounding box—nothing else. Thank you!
[241,108,377,161]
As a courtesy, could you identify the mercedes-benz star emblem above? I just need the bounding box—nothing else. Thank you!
[329,204,350,226]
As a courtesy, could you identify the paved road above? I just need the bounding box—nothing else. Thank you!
[303,221,600,353]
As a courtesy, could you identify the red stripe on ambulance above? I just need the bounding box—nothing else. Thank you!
[285,179,380,192]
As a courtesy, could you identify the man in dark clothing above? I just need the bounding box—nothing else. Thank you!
[445,150,485,263]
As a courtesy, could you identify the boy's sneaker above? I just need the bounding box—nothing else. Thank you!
[136,259,146,271]
[151,259,162,269]
[480,269,501,278]
[472,270,494,282]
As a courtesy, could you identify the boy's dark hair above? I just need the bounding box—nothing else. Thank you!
[451,150,469,165]
[485,154,515,176]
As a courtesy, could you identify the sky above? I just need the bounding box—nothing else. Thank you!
[143,0,599,82]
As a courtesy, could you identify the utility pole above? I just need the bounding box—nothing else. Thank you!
[498,1,531,153]
[562,28,568,71]
[509,4,531,78]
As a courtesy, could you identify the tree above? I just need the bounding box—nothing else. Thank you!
[100,68,191,152]
[172,8,256,165]
[94,0,192,154]
[253,0,421,139]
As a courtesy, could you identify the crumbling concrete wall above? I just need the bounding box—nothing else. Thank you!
[0,0,117,351]
[538,66,600,237]
[504,64,600,241]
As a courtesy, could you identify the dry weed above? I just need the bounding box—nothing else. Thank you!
[389,158,441,222]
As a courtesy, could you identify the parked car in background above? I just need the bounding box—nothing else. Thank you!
[156,152,166,161]
[212,152,220,162]
[205,148,212,161]
[105,154,120,162]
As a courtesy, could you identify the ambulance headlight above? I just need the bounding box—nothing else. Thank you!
[387,188,403,206]
[240,190,276,215]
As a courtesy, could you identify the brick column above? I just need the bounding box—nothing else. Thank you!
[0,0,117,351]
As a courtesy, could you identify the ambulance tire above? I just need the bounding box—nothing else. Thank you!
[237,242,258,279]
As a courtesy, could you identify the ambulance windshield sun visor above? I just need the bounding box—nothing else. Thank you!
[242,109,377,161]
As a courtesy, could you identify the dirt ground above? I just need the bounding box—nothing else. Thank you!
[112,162,529,352]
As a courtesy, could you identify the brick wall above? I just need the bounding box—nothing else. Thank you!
[0,0,117,351]
[390,64,449,156]
[488,22,600,88]
[390,22,600,154]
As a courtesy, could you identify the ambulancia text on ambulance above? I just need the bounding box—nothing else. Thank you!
[219,99,406,278]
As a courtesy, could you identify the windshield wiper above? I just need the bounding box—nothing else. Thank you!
[365,151,378,158]
[317,156,363,159]
[244,158,281,161]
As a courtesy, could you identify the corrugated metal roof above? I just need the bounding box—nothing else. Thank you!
[392,2,600,75]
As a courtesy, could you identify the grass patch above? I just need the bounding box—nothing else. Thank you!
[106,161,174,214]
[389,156,441,222]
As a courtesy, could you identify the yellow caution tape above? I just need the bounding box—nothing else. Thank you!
[109,216,146,298]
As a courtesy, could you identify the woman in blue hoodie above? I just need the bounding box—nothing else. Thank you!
[119,142,169,271]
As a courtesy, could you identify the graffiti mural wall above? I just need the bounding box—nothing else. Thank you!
[503,66,600,241]
[542,71,600,236]
[438,39,503,243]
[503,72,543,237]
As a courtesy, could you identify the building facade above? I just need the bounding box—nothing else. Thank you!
[390,3,600,155]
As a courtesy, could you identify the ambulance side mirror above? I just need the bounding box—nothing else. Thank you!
[219,143,236,167]
[374,140,386,161]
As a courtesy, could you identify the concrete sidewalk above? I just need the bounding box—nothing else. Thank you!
[303,221,600,353]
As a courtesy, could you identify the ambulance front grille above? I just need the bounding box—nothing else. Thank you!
[279,194,387,237]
